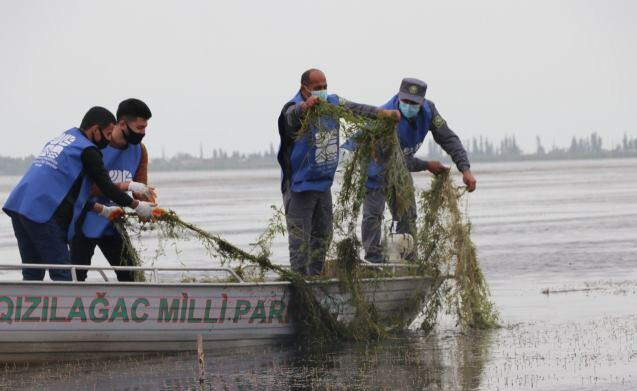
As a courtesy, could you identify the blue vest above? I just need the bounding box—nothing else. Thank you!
[3,128,95,239]
[278,92,341,193]
[80,144,142,239]
[365,95,432,189]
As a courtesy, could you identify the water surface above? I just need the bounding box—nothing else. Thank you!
[0,158,636,390]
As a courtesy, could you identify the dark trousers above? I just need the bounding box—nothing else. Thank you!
[283,189,333,276]
[10,214,72,281]
[361,183,417,263]
[70,233,135,282]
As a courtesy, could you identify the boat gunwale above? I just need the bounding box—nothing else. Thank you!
[0,263,432,288]
[0,275,432,289]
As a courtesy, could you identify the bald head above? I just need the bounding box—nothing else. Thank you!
[300,69,327,99]
[301,68,322,85]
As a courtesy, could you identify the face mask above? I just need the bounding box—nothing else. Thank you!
[399,101,420,119]
[124,123,145,145]
[310,89,328,102]
[94,127,109,149]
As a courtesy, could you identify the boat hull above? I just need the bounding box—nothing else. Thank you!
[0,276,431,361]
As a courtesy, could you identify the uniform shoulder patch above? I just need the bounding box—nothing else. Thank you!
[432,115,446,128]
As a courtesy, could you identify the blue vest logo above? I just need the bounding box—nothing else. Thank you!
[36,133,77,166]
[109,169,134,183]
[2,128,95,240]
[313,126,339,167]
[279,91,341,193]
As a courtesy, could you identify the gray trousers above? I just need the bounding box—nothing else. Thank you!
[283,189,333,276]
[361,179,417,263]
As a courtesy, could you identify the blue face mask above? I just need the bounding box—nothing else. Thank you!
[311,89,328,101]
[399,101,420,119]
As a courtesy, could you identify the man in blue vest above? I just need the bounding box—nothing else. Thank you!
[277,68,398,276]
[2,106,157,281]
[361,78,476,263]
[71,98,156,282]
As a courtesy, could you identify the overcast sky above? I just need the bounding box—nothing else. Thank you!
[0,0,635,158]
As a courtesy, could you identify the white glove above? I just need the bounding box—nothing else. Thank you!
[128,181,157,202]
[98,205,124,221]
[128,181,148,194]
[134,201,155,219]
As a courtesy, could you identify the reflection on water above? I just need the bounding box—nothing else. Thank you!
[0,330,495,390]
[2,315,634,390]
[1,159,637,389]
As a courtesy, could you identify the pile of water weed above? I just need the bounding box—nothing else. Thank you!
[300,103,498,331]
[112,102,497,344]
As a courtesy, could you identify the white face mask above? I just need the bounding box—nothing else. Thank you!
[310,89,328,101]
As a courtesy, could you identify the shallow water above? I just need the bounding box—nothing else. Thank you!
[0,158,636,390]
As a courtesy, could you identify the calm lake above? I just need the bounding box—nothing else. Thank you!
[0,158,636,390]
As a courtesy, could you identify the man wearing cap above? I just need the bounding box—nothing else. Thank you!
[71,98,156,282]
[2,106,157,281]
[277,68,398,276]
[361,78,476,263]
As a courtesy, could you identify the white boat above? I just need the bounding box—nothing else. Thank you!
[0,263,431,362]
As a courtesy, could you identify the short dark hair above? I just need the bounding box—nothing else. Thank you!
[116,98,152,121]
[80,106,116,130]
[301,68,320,86]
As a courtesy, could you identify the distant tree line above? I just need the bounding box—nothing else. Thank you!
[2,135,637,175]
[426,133,637,162]
[150,143,278,171]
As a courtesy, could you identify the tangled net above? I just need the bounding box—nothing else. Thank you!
[112,99,498,345]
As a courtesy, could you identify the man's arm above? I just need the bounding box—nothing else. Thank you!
[403,151,446,174]
[82,148,161,216]
[88,144,153,200]
[427,101,476,191]
[337,96,378,118]
[427,101,471,172]
[81,148,135,207]
[284,95,397,136]
[89,182,128,197]
[404,155,428,172]
[133,143,149,185]
[131,144,156,201]
[90,202,124,221]
[283,103,305,135]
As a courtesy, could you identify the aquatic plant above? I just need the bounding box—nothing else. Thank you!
[298,102,412,235]
[113,100,497,344]
[111,223,146,282]
[417,171,499,330]
[298,102,417,340]
[115,209,349,344]
[299,101,498,331]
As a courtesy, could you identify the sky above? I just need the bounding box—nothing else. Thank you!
[0,0,635,158]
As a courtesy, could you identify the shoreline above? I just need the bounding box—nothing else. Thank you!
[1,153,636,176]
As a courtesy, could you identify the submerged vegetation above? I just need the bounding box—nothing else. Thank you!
[115,100,498,345]
[417,172,498,330]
